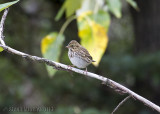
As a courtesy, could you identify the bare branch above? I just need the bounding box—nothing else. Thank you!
[0,8,9,45]
[111,96,131,114]
[0,8,160,113]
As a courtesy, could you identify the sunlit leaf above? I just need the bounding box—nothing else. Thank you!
[41,32,65,77]
[126,0,139,11]
[76,0,104,16]
[107,0,122,18]
[0,0,19,12]
[77,11,110,66]
[55,0,83,21]
[65,0,83,17]
[0,47,3,52]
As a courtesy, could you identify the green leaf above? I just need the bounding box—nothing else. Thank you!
[0,0,19,12]
[77,11,110,66]
[126,0,139,11]
[65,0,83,17]
[0,47,3,52]
[55,4,65,21]
[107,0,122,18]
[76,0,102,16]
[41,32,65,77]
[92,10,110,30]
[55,0,83,20]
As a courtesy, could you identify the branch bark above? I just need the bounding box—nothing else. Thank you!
[0,8,9,45]
[0,9,160,113]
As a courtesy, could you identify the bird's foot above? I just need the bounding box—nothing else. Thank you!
[83,68,88,75]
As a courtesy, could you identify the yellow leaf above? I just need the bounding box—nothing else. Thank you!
[77,11,110,66]
[0,47,3,52]
[41,35,55,54]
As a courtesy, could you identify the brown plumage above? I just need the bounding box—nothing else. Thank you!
[66,40,95,69]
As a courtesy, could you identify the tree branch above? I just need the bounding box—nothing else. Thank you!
[0,9,160,113]
[0,8,9,46]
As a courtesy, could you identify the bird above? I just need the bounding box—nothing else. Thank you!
[66,40,95,72]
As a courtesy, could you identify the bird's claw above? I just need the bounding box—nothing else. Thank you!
[83,68,88,75]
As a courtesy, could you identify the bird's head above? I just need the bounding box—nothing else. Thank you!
[66,40,80,50]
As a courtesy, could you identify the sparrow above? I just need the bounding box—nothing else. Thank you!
[66,40,95,71]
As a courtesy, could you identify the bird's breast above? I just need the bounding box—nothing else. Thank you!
[68,50,90,68]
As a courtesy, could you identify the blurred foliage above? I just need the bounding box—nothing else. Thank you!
[0,0,159,114]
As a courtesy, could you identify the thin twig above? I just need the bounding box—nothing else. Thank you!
[111,96,131,114]
[0,8,160,114]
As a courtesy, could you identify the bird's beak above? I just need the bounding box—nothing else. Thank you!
[66,46,69,48]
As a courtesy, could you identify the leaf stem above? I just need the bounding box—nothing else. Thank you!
[58,15,77,36]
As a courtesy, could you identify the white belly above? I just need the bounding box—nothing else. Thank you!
[69,56,90,68]
[68,50,90,68]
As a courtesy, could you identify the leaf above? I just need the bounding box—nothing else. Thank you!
[55,4,65,21]
[0,0,19,12]
[55,0,83,20]
[0,47,3,52]
[126,0,139,11]
[77,11,110,66]
[107,0,122,18]
[41,32,65,77]
[76,0,103,16]
[65,0,83,17]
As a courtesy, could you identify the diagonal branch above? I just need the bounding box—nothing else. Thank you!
[0,9,160,113]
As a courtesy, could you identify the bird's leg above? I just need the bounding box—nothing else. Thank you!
[70,65,75,67]
[83,67,88,75]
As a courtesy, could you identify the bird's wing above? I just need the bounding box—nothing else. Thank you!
[79,46,95,62]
